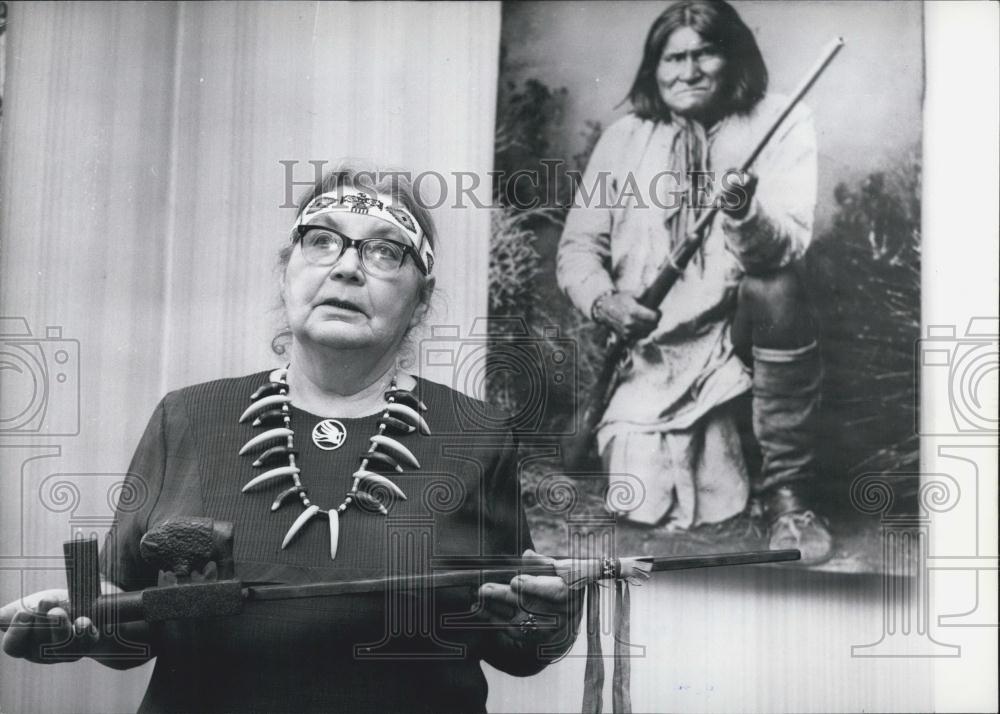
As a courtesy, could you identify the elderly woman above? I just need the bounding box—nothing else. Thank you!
[2,164,582,713]
[557,0,831,562]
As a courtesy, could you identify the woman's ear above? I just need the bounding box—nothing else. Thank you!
[410,275,436,328]
[276,243,295,306]
[278,267,288,307]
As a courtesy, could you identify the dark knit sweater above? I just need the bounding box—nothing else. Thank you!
[100,370,534,714]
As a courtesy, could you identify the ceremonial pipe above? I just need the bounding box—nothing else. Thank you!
[1,541,798,629]
[562,36,846,471]
[431,548,801,574]
[249,548,800,600]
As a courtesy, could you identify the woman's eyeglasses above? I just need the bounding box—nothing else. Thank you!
[295,226,427,277]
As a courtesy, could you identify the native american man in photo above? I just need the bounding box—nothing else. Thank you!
[557,0,832,564]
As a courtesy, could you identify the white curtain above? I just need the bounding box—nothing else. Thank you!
[0,2,501,711]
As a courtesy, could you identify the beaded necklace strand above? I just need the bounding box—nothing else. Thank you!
[237,366,428,560]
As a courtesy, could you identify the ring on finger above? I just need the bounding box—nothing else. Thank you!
[518,613,538,634]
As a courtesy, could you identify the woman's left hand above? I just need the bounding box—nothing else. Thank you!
[477,549,585,673]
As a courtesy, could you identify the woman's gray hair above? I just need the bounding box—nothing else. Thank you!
[272,160,439,356]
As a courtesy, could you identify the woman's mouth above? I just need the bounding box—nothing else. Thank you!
[319,298,366,315]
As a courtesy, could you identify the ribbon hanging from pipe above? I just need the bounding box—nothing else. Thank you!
[581,578,633,714]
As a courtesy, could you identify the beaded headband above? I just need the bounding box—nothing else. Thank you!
[292,190,434,274]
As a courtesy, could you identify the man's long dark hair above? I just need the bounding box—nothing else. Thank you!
[628,0,768,121]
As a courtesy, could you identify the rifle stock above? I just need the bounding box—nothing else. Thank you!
[562,37,845,472]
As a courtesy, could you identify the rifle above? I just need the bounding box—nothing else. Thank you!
[562,37,845,471]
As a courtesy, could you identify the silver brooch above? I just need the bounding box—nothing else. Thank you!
[312,418,347,450]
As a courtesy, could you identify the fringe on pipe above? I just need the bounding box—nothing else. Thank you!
[582,582,604,713]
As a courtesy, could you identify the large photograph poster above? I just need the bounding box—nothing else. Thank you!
[488,1,924,572]
[0,2,996,713]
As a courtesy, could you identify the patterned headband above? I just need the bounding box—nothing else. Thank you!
[291,191,434,274]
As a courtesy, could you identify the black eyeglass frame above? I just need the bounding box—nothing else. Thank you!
[294,224,430,276]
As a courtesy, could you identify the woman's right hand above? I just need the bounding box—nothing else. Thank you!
[0,588,99,663]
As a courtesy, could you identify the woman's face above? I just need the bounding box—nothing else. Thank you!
[656,26,728,122]
[281,209,431,356]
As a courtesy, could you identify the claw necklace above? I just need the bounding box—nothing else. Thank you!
[237,366,429,560]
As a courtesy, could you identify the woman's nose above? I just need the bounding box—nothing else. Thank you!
[329,246,364,281]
